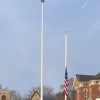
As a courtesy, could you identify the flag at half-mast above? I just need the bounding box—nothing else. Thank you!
[64,67,68,99]
[41,0,45,2]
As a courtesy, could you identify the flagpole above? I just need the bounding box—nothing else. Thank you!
[40,0,44,100]
[65,31,68,100]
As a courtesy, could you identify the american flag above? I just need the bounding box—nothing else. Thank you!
[64,68,68,100]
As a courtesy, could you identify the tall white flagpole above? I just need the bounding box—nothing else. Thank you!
[41,0,44,100]
[65,31,67,100]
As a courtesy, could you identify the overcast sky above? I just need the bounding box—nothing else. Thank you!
[0,0,100,96]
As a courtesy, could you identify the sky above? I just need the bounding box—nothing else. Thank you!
[0,0,100,96]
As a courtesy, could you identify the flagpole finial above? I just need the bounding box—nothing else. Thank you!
[65,31,67,34]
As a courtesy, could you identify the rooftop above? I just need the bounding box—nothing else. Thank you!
[76,73,100,82]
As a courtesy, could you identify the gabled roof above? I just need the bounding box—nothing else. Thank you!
[76,73,100,82]
[30,91,40,100]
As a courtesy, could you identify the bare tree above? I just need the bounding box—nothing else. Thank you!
[25,86,56,100]
[10,90,22,100]
[56,91,64,100]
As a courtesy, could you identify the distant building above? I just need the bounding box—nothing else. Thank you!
[0,88,10,100]
[30,91,40,100]
[73,73,100,100]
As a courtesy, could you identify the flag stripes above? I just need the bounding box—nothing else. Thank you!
[64,79,68,96]
[64,68,68,100]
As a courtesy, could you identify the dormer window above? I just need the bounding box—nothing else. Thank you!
[96,81,99,83]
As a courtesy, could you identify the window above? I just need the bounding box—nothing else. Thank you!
[77,89,80,100]
[99,87,100,91]
[84,89,88,100]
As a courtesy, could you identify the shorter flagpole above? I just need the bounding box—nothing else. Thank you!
[64,31,68,100]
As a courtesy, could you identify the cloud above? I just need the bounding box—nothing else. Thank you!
[88,20,100,35]
[81,0,89,8]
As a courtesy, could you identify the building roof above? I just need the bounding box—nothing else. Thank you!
[76,73,100,82]
[30,91,40,100]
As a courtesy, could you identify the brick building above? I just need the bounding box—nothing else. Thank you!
[73,73,100,100]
